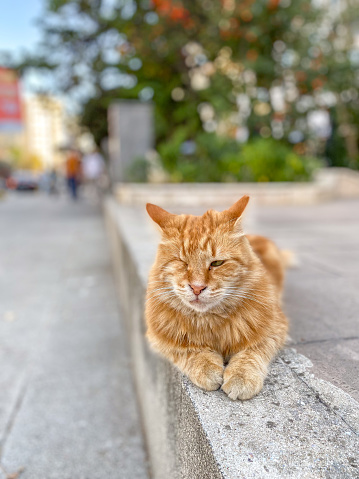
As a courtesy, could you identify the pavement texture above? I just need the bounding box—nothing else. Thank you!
[0,194,149,479]
[253,200,359,403]
[106,197,359,479]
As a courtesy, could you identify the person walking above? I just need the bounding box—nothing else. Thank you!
[82,148,106,198]
[65,149,82,200]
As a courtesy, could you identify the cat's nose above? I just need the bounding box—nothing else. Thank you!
[189,284,207,296]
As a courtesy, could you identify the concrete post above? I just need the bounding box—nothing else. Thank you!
[108,100,154,182]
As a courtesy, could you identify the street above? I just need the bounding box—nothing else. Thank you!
[0,194,149,479]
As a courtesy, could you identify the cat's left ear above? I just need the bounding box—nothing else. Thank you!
[224,195,250,220]
[146,203,176,230]
[222,195,249,232]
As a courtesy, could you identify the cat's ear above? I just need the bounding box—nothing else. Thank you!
[222,195,249,234]
[146,203,175,229]
[224,195,250,221]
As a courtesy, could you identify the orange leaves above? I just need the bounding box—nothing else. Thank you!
[170,5,186,20]
[152,0,169,12]
[295,70,327,91]
[293,143,307,155]
[239,9,253,22]
[267,0,280,10]
[245,30,257,43]
[311,77,327,90]
[152,0,190,25]
[296,70,307,82]
[246,49,258,62]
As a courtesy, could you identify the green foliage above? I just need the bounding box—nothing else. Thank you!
[325,108,359,170]
[159,130,242,182]
[8,0,359,175]
[80,95,111,148]
[158,135,321,182]
[126,156,150,182]
[237,139,321,182]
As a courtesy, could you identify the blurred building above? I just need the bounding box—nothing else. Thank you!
[0,67,23,165]
[0,68,22,128]
[23,94,66,170]
[0,66,68,170]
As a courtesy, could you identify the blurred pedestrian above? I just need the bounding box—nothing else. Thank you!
[49,168,59,195]
[82,148,106,198]
[65,149,82,200]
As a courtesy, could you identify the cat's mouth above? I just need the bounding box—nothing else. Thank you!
[188,297,212,312]
[190,297,206,305]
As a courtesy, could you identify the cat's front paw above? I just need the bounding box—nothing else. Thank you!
[188,362,224,391]
[222,367,264,400]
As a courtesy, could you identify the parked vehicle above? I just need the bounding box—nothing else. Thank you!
[6,170,39,192]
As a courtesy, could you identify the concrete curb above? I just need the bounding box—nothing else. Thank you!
[114,167,359,207]
[105,198,359,479]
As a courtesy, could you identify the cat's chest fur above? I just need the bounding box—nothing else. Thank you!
[198,324,242,359]
[172,310,248,358]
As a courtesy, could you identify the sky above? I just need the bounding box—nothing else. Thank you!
[0,0,66,100]
[0,0,44,60]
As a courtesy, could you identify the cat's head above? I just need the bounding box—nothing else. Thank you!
[146,196,256,314]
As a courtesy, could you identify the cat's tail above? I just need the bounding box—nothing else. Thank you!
[280,250,298,269]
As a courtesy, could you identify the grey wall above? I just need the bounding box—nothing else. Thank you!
[108,101,154,182]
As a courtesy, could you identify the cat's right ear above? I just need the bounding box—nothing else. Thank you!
[146,203,175,229]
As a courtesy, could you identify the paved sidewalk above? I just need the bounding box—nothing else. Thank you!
[0,194,149,479]
[253,199,359,403]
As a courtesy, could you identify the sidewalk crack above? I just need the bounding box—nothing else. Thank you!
[292,336,359,346]
[283,359,359,437]
[0,380,28,461]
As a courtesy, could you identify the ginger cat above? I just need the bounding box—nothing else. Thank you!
[145,196,288,400]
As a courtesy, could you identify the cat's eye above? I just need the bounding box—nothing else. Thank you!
[210,260,224,268]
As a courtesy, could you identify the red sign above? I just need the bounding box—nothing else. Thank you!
[0,67,22,129]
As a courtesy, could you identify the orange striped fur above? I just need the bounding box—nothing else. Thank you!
[145,196,288,400]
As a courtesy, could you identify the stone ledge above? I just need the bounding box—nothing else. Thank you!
[114,167,359,207]
[105,197,359,479]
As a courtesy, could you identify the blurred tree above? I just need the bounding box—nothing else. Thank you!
[8,145,24,168]
[10,0,359,170]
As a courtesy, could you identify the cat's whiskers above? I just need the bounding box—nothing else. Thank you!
[146,291,175,300]
[224,287,277,304]
[147,280,171,286]
[148,286,173,291]
[146,294,178,304]
[146,287,174,297]
[226,286,274,296]
[223,292,274,311]
[225,285,269,292]
[146,288,176,302]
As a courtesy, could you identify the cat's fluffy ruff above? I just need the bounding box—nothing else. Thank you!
[145,196,288,400]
